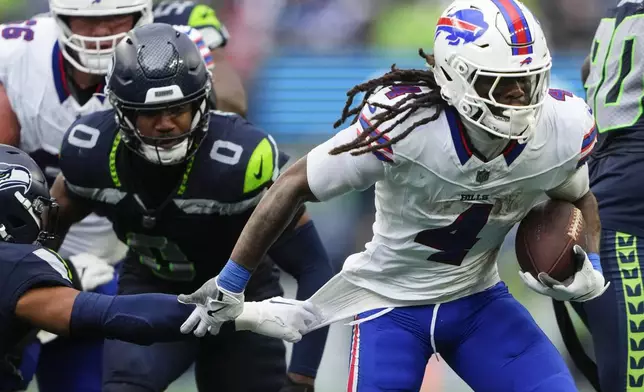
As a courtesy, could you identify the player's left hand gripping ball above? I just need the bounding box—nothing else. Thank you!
[178,260,249,337]
[520,245,609,302]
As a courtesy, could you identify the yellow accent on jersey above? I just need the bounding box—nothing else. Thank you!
[188,4,222,29]
[109,133,122,188]
[243,138,274,194]
[52,250,74,282]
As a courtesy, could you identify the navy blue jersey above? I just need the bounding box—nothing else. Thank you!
[0,243,72,389]
[585,1,644,235]
[153,1,229,49]
[59,110,289,294]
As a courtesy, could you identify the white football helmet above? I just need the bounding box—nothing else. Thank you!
[49,0,153,74]
[432,0,551,142]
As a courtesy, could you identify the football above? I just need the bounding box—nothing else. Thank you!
[515,200,586,282]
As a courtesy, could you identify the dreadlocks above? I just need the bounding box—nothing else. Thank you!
[329,48,448,157]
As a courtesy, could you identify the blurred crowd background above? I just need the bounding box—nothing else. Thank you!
[4,0,612,391]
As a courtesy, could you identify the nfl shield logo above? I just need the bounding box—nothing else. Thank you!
[476,169,490,183]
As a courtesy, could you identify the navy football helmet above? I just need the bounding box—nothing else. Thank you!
[106,23,212,165]
[0,145,58,244]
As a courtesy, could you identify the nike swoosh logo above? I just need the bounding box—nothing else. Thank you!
[268,299,295,306]
[254,156,263,180]
[207,306,226,317]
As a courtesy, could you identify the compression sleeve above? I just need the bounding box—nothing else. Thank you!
[70,292,194,345]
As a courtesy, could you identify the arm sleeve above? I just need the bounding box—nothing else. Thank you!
[306,125,386,202]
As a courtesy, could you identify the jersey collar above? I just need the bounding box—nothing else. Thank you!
[446,107,526,166]
[51,42,106,104]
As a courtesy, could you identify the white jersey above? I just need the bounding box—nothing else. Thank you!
[307,85,596,307]
[0,17,126,262]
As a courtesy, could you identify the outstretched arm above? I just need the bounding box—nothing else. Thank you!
[232,123,387,271]
[16,286,195,345]
[233,156,316,270]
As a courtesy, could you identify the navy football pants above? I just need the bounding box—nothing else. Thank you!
[348,282,576,392]
[566,229,644,392]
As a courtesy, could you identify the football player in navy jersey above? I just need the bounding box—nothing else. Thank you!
[0,144,319,391]
[556,1,644,390]
[52,23,332,392]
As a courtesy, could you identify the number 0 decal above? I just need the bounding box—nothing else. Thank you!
[210,140,243,165]
[67,124,100,149]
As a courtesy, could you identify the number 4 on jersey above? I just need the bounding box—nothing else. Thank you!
[414,204,493,266]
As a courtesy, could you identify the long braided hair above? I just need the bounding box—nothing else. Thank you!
[328,48,449,156]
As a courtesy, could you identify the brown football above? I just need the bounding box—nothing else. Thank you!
[515,200,586,282]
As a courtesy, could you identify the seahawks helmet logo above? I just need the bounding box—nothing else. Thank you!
[0,164,32,193]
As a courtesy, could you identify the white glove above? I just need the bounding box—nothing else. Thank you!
[234,297,322,343]
[178,275,244,337]
[68,253,115,292]
[520,245,609,302]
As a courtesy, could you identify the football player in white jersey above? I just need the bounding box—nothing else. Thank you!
[0,1,246,391]
[178,0,610,390]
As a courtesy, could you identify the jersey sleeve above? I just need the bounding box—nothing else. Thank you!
[560,92,597,169]
[545,90,597,195]
[58,110,119,200]
[201,114,286,206]
[154,1,229,50]
[546,163,590,202]
[307,110,388,201]
[1,247,73,315]
[233,118,284,197]
[578,117,598,168]
[306,85,433,202]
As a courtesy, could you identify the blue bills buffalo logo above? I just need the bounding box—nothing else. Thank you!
[435,8,489,46]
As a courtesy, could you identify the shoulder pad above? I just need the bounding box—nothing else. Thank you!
[546,89,597,168]
[59,110,120,189]
[350,84,436,163]
[0,244,73,313]
[153,1,228,49]
[189,114,284,202]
